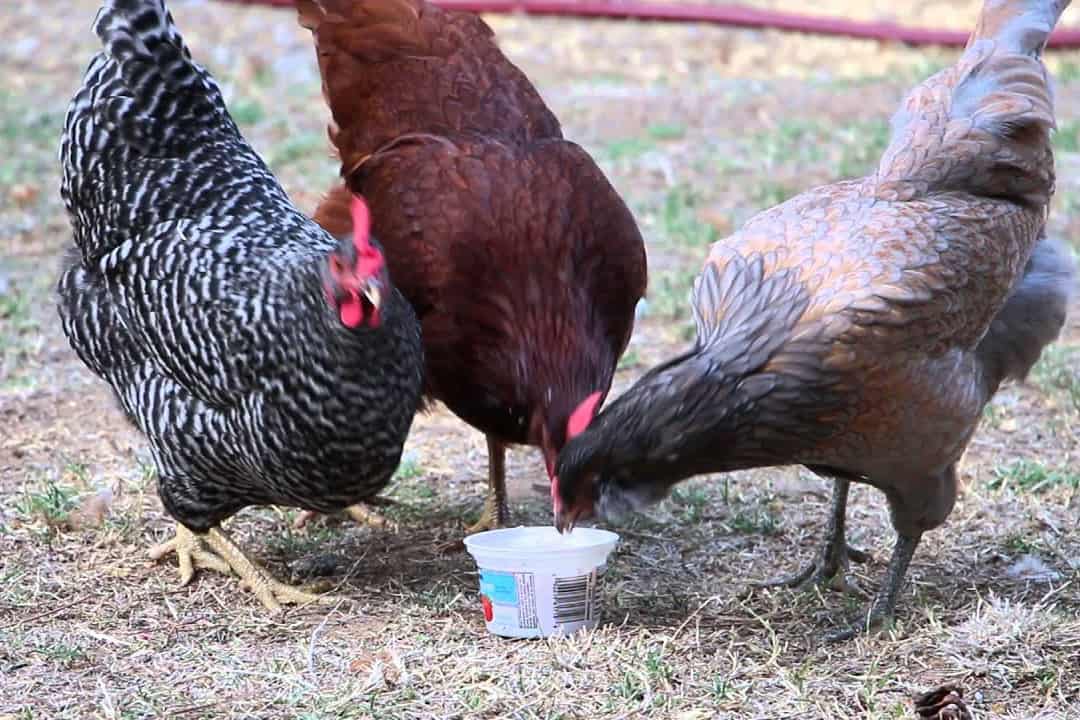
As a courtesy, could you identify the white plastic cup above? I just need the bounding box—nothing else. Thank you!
[463,526,619,639]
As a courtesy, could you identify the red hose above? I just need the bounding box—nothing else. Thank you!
[219,0,1080,48]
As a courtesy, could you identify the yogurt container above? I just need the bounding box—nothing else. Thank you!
[463,526,619,638]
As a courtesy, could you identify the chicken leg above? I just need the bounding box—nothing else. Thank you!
[437,437,510,554]
[755,477,869,593]
[293,497,400,531]
[149,524,329,613]
[825,531,920,642]
[464,436,510,534]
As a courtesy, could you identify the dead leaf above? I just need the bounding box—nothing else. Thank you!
[10,183,39,206]
[66,488,114,530]
[348,648,405,688]
[914,684,973,720]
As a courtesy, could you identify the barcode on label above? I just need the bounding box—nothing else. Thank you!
[553,570,599,625]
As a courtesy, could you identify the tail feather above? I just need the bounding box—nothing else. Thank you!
[61,0,283,264]
[977,236,1076,392]
[84,0,237,156]
[875,0,1068,205]
[967,0,1069,56]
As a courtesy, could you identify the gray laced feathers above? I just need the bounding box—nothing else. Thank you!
[58,0,423,534]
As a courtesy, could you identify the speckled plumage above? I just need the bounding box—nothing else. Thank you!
[58,0,424,535]
[556,0,1074,637]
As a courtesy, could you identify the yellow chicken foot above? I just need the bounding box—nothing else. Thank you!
[464,492,511,535]
[149,524,330,612]
[464,437,510,534]
[293,497,400,531]
[754,479,869,595]
[439,437,509,554]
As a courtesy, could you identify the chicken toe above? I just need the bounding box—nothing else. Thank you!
[148,524,233,585]
[824,532,921,643]
[149,524,331,612]
[464,492,511,535]
[464,437,510,535]
[293,497,400,531]
[755,478,869,594]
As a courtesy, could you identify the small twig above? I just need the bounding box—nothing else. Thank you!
[169,703,223,716]
[307,599,344,676]
[663,595,716,647]
[0,599,82,630]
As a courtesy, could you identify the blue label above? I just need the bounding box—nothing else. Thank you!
[479,570,518,604]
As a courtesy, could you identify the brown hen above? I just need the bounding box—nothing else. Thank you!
[554,0,1075,640]
[296,0,647,537]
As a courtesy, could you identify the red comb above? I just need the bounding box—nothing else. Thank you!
[350,195,384,278]
[567,392,602,439]
[351,196,371,251]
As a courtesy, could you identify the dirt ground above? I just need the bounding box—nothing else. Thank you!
[2,1,1079,718]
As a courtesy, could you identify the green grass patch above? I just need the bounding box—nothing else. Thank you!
[265,131,326,168]
[603,136,657,161]
[989,459,1080,493]
[393,456,425,481]
[16,475,80,528]
[728,506,782,536]
[660,185,717,249]
[646,123,686,141]
[229,97,266,127]
[1032,345,1080,413]
[1053,119,1080,153]
[616,348,641,371]
[669,484,710,523]
[748,117,890,181]
[0,282,41,384]
[0,91,64,188]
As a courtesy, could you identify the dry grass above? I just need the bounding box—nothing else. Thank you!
[2,1,1079,718]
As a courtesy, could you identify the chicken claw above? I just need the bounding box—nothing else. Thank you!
[149,524,331,612]
[293,498,400,532]
[823,532,920,643]
[464,492,511,535]
[753,479,870,595]
[756,543,870,596]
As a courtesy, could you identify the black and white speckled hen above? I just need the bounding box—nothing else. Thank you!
[57,0,424,611]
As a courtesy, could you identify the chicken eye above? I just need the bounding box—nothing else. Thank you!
[329,254,348,276]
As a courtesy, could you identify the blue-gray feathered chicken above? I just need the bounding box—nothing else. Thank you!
[57,0,424,611]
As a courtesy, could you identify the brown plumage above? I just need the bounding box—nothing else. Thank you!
[555,0,1074,639]
[297,0,647,535]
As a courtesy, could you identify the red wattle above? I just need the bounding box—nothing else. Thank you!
[340,292,363,328]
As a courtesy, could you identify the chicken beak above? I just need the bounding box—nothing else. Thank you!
[554,499,586,534]
[361,278,382,309]
[555,507,573,534]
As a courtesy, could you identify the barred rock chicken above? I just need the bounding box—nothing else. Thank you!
[555,0,1075,639]
[296,0,647,537]
[57,0,424,611]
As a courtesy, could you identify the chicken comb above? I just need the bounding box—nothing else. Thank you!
[567,392,602,439]
[351,195,383,277]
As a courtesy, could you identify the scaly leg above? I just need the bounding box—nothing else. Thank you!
[293,496,400,531]
[755,478,869,594]
[825,531,921,642]
[149,524,330,613]
[464,436,510,535]
[439,438,509,554]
